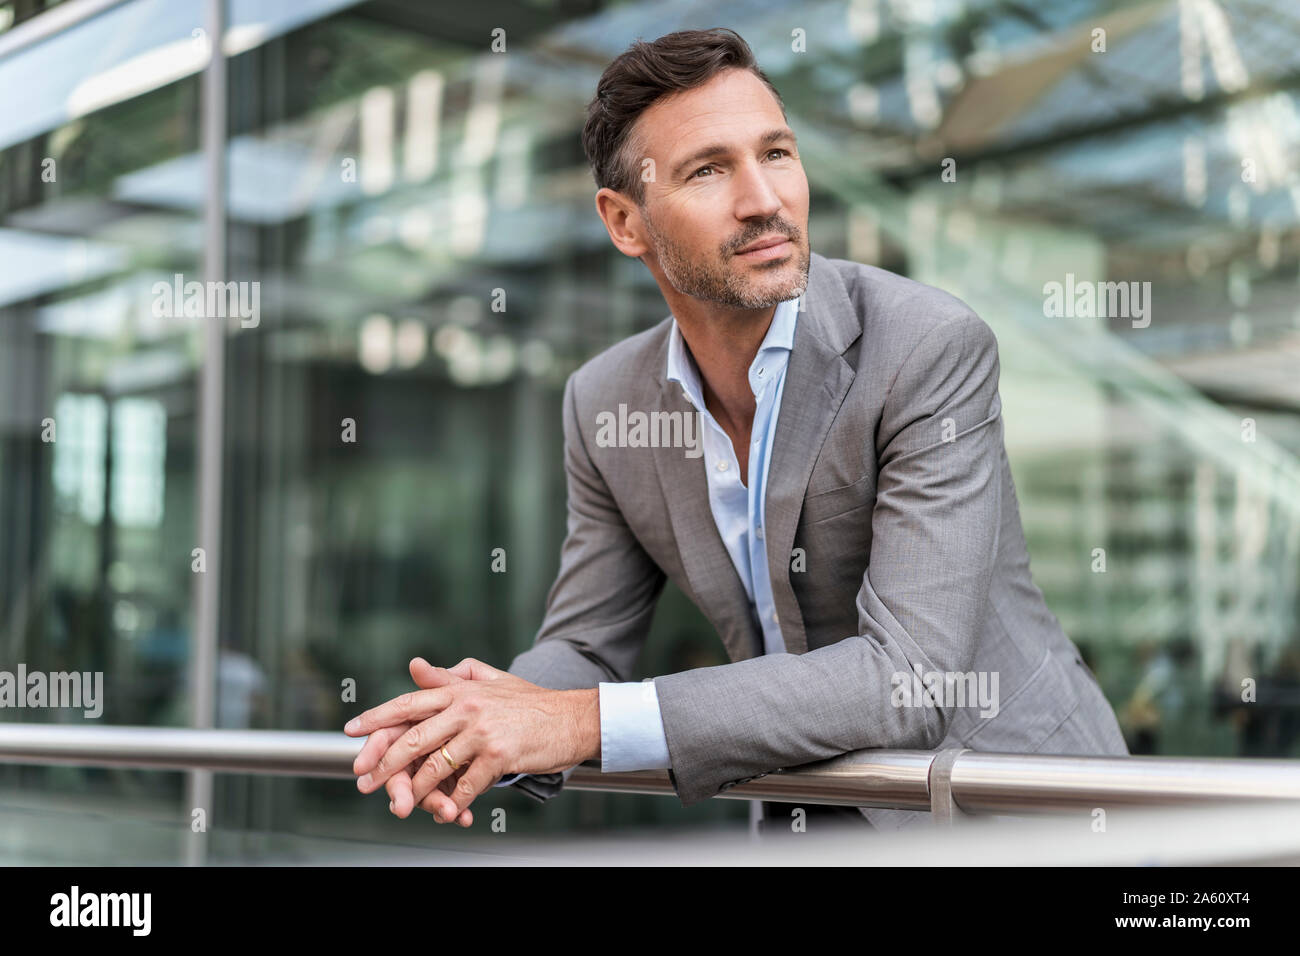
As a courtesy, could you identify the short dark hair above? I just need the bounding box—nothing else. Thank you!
[581,28,786,207]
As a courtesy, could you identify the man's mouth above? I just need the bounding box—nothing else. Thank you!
[735,235,793,260]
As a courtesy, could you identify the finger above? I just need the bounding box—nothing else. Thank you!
[418,792,469,824]
[409,657,463,690]
[419,768,463,823]
[421,798,473,827]
[419,771,472,825]
[445,657,506,682]
[387,756,428,818]
[386,766,416,818]
[358,711,462,792]
[343,686,453,738]
[442,760,499,820]
[352,723,411,776]
[409,740,467,807]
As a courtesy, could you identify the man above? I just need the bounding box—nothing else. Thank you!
[346,27,1128,834]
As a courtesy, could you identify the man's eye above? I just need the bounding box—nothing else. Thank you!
[691,150,791,179]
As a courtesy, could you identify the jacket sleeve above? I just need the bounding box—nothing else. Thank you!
[651,311,1003,806]
[500,370,668,800]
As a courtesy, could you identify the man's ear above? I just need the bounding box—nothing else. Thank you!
[595,187,650,259]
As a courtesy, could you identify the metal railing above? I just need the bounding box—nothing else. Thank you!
[2,723,1299,818]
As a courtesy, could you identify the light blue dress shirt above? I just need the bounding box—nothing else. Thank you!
[494,295,800,788]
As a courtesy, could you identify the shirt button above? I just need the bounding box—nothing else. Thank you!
[772,611,779,624]
[716,460,729,472]
[755,526,764,540]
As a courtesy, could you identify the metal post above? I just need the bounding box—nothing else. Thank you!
[186,0,226,867]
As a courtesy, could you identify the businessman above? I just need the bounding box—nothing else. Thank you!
[346,27,1128,833]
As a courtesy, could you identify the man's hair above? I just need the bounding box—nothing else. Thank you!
[581,27,786,208]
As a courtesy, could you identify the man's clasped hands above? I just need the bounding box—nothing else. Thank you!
[345,657,600,826]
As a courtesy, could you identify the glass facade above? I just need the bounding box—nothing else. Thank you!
[2,0,1300,856]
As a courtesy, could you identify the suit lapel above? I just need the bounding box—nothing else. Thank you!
[649,251,862,660]
[651,379,763,663]
[764,253,862,655]
[763,307,857,654]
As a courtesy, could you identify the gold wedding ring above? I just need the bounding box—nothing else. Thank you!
[440,745,460,770]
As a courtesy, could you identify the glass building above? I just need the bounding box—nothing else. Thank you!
[2,0,1299,860]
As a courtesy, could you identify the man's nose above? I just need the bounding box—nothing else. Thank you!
[732,159,783,222]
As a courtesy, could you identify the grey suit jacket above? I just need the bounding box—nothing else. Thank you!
[504,250,1128,830]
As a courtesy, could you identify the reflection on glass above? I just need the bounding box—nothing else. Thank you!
[3,0,1300,850]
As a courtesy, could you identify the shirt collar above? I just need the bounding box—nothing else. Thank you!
[666,295,800,407]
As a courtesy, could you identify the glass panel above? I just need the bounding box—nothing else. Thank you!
[0,0,204,819]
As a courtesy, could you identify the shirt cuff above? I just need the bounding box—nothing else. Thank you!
[599,680,672,772]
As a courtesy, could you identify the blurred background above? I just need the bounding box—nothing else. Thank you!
[2,0,1300,860]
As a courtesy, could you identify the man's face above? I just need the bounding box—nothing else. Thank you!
[623,68,810,311]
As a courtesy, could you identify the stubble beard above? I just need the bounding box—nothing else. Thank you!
[642,205,810,310]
